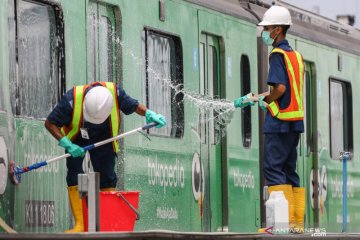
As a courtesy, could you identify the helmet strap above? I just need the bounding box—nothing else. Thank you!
[271,26,281,45]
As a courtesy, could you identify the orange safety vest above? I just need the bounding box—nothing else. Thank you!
[61,82,121,152]
[267,48,305,121]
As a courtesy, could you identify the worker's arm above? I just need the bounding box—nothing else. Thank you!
[134,103,166,128]
[44,119,64,141]
[262,84,286,103]
[256,84,285,111]
[256,91,270,98]
[135,103,147,116]
[45,119,85,157]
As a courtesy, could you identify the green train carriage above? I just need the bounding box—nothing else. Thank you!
[0,0,359,234]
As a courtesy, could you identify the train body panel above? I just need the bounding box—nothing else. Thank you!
[0,0,359,234]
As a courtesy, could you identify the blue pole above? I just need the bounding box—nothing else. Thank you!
[342,152,349,232]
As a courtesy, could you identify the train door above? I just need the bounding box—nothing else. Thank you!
[86,1,123,186]
[0,0,14,227]
[8,0,67,231]
[298,61,317,227]
[87,1,119,84]
[199,33,223,231]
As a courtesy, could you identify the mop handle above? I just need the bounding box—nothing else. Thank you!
[17,123,157,174]
[81,122,156,153]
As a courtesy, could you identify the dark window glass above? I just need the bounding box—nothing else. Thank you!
[199,43,206,144]
[0,84,4,111]
[209,46,219,145]
[241,55,251,148]
[304,67,312,155]
[143,29,184,138]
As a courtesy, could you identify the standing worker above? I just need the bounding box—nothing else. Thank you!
[234,5,306,233]
[45,81,166,232]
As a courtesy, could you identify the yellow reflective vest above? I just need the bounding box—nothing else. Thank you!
[267,48,305,121]
[61,82,120,152]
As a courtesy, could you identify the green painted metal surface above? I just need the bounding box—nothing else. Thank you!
[13,119,68,232]
[0,0,359,234]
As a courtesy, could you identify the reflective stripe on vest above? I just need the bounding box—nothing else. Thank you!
[267,48,304,121]
[61,85,85,140]
[61,82,120,152]
[104,82,120,153]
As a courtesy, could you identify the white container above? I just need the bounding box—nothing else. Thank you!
[266,191,289,234]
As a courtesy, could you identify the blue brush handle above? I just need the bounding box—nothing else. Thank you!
[28,161,48,170]
[142,122,157,130]
[83,145,95,151]
[16,161,47,174]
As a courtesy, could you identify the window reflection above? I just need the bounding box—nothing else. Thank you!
[8,0,62,118]
[143,30,184,138]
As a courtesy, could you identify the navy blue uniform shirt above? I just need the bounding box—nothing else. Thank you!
[47,83,139,145]
[264,40,304,133]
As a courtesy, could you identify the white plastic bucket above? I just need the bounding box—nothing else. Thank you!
[266,190,289,234]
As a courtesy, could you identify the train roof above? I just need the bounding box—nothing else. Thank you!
[184,0,360,55]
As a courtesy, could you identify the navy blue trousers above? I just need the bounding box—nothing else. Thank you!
[66,143,117,188]
[264,132,300,187]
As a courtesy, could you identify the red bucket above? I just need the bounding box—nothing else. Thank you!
[82,191,140,232]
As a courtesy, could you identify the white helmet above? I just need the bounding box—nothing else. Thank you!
[83,86,114,124]
[258,6,292,26]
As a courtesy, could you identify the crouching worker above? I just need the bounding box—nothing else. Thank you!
[45,82,166,232]
[234,6,306,234]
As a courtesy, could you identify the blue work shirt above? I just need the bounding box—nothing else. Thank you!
[47,83,139,145]
[264,40,304,133]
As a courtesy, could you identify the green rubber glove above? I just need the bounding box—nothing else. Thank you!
[234,94,255,108]
[258,96,268,111]
[59,136,85,158]
[145,110,167,128]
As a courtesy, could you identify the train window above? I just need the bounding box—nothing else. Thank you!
[209,45,219,145]
[0,85,3,111]
[329,79,353,159]
[199,43,206,144]
[143,29,184,138]
[8,0,64,119]
[240,55,251,148]
[87,2,119,83]
[0,36,5,109]
[304,63,315,156]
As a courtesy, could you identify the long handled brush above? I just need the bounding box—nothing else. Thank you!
[9,123,157,185]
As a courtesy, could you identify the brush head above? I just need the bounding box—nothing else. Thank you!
[9,160,21,185]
